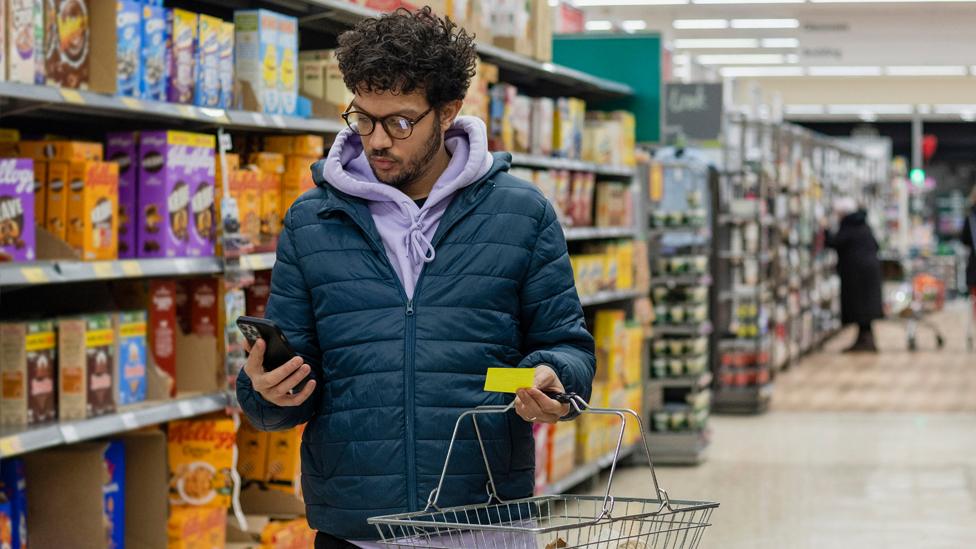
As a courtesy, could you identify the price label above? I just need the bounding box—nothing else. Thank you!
[121,413,139,430]
[251,113,267,127]
[20,267,49,283]
[120,260,143,276]
[60,89,85,104]
[271,115,286,128]
[93,262,116,278]
[61,425,80,443]
[178,401,195,417]
[121,97,144,110]
[0,437,22,457]
[178,105,197,118]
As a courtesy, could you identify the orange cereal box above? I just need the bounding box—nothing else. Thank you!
[168,417,236,508]
[167,505,227,549]
[66,161,119,260]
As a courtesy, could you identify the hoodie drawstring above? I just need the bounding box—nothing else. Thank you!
[399,202,437,265]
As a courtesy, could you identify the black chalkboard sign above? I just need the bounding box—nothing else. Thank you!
[663,83,724,142]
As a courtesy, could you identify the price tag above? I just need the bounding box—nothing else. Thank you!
[251,113,268,127]
[0,437,22,457]
[93,262,116,278]
[200,108,230,123]
[121,413,139,430]
[20,267,49,283]
[271,115,286,128]
[60,89,85,104]
[178,401,195,417]
[61,425,80,443]
[120,260,143,276]
[120,97,144,110]
[178,105,197,118]
[484,368,535,394]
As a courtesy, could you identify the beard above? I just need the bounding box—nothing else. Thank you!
[368,113,442,189]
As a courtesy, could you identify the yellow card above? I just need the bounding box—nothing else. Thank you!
[484,368,535,394]
[20,267,49,283]
[120,260,143,276]
[93,262,115,278]
[60,89,85,104]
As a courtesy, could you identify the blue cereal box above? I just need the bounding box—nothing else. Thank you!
[194,14,221,108]
[167,8,197,104]
[218,21,235,109]
[140,3,167,101]
[275,13,298,116]
[103,441,126,549]
[234,9,278,114]
[116,0,142,97]
[114,310,147,406]
[0,458,28,549]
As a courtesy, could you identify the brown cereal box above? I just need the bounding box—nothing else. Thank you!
[58,314,115,420]
[267,424,303,489]
[45,0,91,89]
[1,320,58,426]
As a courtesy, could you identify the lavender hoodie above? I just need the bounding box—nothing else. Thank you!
[322,116,494,299]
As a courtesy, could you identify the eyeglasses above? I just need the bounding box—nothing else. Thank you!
[342,107,434,140]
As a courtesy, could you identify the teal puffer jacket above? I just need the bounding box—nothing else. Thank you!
[236,153,595,540]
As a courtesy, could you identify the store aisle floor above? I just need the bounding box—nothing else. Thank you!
[596,305,976,548]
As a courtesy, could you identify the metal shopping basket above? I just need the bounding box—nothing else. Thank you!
[367,394,719,548]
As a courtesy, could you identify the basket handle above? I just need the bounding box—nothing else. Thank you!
[425,393,673,516]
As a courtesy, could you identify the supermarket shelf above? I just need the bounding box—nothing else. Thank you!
[653,322,713,337]
[652,274,713,287]
[0,392,230,459]
[541,444,636,496]
[649,372,713,390]
[719,251,772,263]
[718,214,775,226]
[646,431,709,465]
[563,226,637,241]
[579,289,643,307]
[712,384,773,415]
[238,252,278,271]
[719,286,770,301]
[0,256,223,287]
[0,81,345,133]
[509,153,635,177]
[718,337,770,350]
[648,226,710,237]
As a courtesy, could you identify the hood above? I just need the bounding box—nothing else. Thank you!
[842,210,868,226]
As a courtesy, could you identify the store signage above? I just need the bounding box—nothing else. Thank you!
[663,83,723,143]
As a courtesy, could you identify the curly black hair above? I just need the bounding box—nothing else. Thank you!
[335,7,478,108]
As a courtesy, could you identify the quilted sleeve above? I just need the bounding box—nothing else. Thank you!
[517,201,596,403]
[236,211,322,431]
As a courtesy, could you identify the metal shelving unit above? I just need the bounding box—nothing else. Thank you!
[0,256,224,287]
[563,226,638,241]
[579,288,644,308]
[646,431,710,465]
[509,153,635,178]
[541,444,636,496]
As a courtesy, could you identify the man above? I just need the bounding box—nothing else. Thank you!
[236,7,595,548]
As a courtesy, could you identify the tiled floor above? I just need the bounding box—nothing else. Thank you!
[598,303,976,548]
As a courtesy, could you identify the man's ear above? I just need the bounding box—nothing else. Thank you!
[438,100,463,132]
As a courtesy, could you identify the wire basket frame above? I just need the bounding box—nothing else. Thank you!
[368,394,719,548]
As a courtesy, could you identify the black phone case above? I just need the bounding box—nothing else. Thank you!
[236,316,310,393]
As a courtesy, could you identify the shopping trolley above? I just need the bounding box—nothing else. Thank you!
[368,394,719,548]
[881,255,947,351]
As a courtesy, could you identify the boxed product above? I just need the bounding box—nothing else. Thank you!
[187,162,216,259]
[44,159,68,239]
[103,440,126,549]
[245,269,271,318]
[554,97,586,160]
[568,171,594,227]
[530,97,554,157]
[511,94,532,153]
[530,0,552,62]
[459,58,497,122]
[234,9,279,114]
[552,169,571,223]
[106,132,137,258]
[218,21,234,109]
[487,83,516,152]
[236,418,270,481]
[549,420,576,482]
[114,310,147,406]
[6,0,43,84]
[0,498,10,549]
[0,458,27,549]
[593,310,626,388]
[0,158,34,261]
[616,241,634,291]
[32,160,45,232]
[265,135,324,156]
[50,140,103,161]
[58,314,116,420]
[0,129,19,156]
[148,280,177,396]
[167,8,197,104]
[491,0,531,57]
[66,160,119,260]
[189,278,219,338]
[44,0,91,89]
[533,423,552,492]
[230,168,260,246]
[104,0,142,97]
[267,424,304,489]
[531,169,555,204]
[167,417,236,508]
[275,12,298,116]
[140,2,166,101]
[0,320,57,426]
[138,131,215,258]
[168,506,227,549]
[624,325,642,387]
[259,170,281,245]
[194,13,221,107]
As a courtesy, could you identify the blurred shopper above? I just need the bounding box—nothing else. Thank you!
[962,185,976,295]
[826,198,884,352]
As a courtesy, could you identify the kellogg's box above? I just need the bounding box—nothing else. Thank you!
[187,159,216,259]
[115,0,142,97]
[58,314,116,420]
[140,3,166,101]
[167,8,197,104]
[137,131,215,258]
[194,14,220,108]
[66,161,118,261]
[106,132,138,258]
[234,9,279,114]
[0,458,28,549]
[7,0,43,84]
[0,158,35,262]
[167,417,236,508]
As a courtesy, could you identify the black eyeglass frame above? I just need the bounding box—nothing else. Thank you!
[341,106,435,140]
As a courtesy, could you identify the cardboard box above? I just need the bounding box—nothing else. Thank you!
[234,9,279,114]
[593,309,626,388]
[44,0,91,89]
[89,0,141,97]
[189,278,219,338]
[281,165,315,220]
[226,515,314,549]
[490,0,532,57]
[6,0,43,84]
[66,160,118,260]
[245,270,271,318]
[49,140,103,162]
[106,133,137,258]
[167,506,227,549]
[511,94,532,153]
[114,311,147,406]
[236,418,270,481]
[0,158,35,261]
[194,13,221,107]
[31,160,45,234]
[167,8,197,104]
[218,21,234,109]
[265,135,324,157]
[530,97,554,157]
[549,420,576,482]
[533,423,552,493]
[168,417,236,508]
[44,159,68,239]
[140,3,166,101]
[259,171,281,246]
[276,12,298,116]
[59,314,116,419]
[488,83,516,152]
[148,280,177,397]
[124,431,169,549]
[0,320,57,426]
[0,458,28,549]
[230,168,260,246]
[102,440,125,549]
[0,498,11,549]
[187,162,216,259]
[267,424,303,488]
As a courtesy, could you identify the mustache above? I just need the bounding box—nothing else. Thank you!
[368,150,399,162]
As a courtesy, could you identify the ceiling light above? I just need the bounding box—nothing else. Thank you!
[695,0,804,4]
[575,0,689,5]
[720,66,805,77]
[585,20,613,31]
[730,18,800,28]
[674,38,759,49]
[827,104,913,115]
[622,20,648,32]
[808,66,883,76]
[699,54,787,65]
[672,54,691,65]
[859,112,878,122]
[885,65,967,76]
[674,19,729,29]
[761,38,799,48]
[785,105,826,115]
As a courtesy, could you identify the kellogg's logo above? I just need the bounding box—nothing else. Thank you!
[168,421,235,449]
[169,146,214,172]
[0,160,33,193]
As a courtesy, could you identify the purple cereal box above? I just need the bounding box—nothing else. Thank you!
[0,158,36,262]
[107,133,138,259]
[137,131,215,258]
[186,152,216,258]
[167,9,197,104]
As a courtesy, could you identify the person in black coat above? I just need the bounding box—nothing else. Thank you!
[961,186,976,294]
[825,200,884,352]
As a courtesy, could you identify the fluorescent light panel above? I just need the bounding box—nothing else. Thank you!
[674,19,729,29]
[808,66,883,76]
[699,54,786,65]
[674,38,759,48]
[761,38,799,48]
[827,104,913,115]
[720,66,804,77]
[785,105,826,115]
[585,20,613,31]
[730,18,799,28]
[622,20,648,31]
[885,65,967,76]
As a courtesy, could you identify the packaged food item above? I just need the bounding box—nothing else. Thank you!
[194,13,220,107]
[104,133,136,258]
[148,280,177,396]
[0,158,35,261]
[167,417,236,508]
[258,171,281,245]
[138,131,215,258]
[66,160,118,260]
[531,97,554,157]
[264,135,324,156]
[140,2,166,101]
[0,129,19,156]
[44,159,68,239]
[0,320,57,426]
[267,424,303,489]
[236,418,269,481]
[187,157,216,259]
[593,310,626,388]
[488,83,516,152]
[114,311,147,406]
[229,168,260,246]
[281,155,316,219]
[58,314,116,420]
[114,0,141,97]
[50,140,102,161]
[276,12,298,116]
[245,270,271,318]
[511,95,532,153]
[549,420,576,482]
[103,440,125,549]
[167,505,226,549]
[0,458,28,549]
[218,21,234,109]
[32,160,45,230]
[234,9,279,114]
[188,277,219,338]
[44,0,91,89]
[167,8,197,104]
[0,500,11,549]
[7,0,43,84]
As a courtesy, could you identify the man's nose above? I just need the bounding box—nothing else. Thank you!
[368,122,393,150]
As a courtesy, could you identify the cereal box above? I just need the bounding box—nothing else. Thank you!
[102,440,125,549]
[258,170,280,245]
[148,280,177,396]
[43,159,67,239]
[66,160,118,261]
[7,0,43,84]
[167,506,226,549]
[531,97,554,157]
[58,314,116,420]
[114,311,147,406]
[138,131,215,258]
[268,424,303,488]
[167,417,236,508]
[275,12,298,116]
[0,158,34,261]
[0,499,11,549]
[115,0,141,97]
[44,0,90,89]
[140,2,166,101]
[32,160,45,228]
[265,135,324,157]
[236,418,269,481]
[0,0,5,80]
[167,8,197,104]
[0,321,57,426]
[230,168,259,246]
[234,9,279,114]
[218,21,234,109]
[106,132,137,258]
[0,458,28,549]
[194,13,220,108]
[50,140,102,161]
[189,278,219,338]
[245,269,271,318]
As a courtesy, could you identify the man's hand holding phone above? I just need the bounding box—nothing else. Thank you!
[242,338,316,407]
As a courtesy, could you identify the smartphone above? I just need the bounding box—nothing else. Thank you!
[236,316,310,392]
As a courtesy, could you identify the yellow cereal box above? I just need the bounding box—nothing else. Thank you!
[236,419,269,482]
[167,505,227,549]
[268,424,304,488]
[168,417,236,508]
